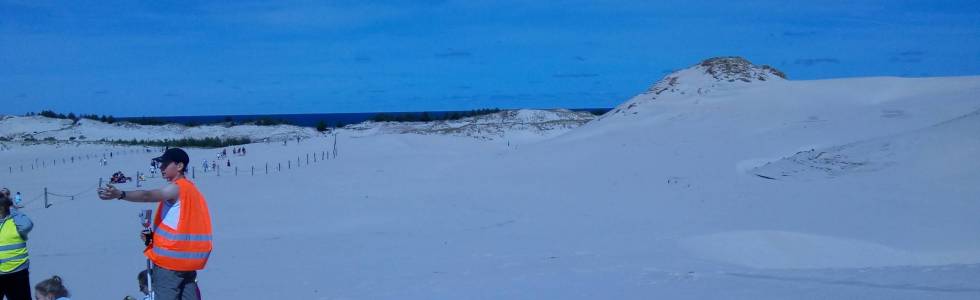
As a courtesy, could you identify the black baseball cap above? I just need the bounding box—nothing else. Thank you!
[153,148,190,166]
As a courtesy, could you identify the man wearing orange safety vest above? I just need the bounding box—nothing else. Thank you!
[99,148,212,300]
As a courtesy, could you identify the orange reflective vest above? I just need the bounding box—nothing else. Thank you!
[145,178,213,271]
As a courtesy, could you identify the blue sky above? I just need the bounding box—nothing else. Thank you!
[2,0,979,117]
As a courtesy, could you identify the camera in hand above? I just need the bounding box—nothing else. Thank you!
[142,229,153,246]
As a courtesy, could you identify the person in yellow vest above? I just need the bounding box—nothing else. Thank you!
[0,190,33,300]
[98,148,213,300]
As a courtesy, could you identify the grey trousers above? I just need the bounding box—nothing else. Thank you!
[151,265,200,300]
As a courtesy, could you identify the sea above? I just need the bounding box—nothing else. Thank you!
[117,108,612,127]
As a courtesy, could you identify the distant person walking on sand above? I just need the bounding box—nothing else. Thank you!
[98,148,213,300]
[0,190,34,300]
[33,275,71,300]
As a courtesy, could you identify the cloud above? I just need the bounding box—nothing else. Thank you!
[354,89,388,95]
[552,73,599,78]
[890,50,925,63]
[782,31,817,37]
[354,55,372,63]
[202,2,409,31]
[898,50,925,56]
[434,50,471,58]
[793,58,840,66]
[488,93,533,101]
[889,57,922,63]
[138,1,207,15]
[443,94,469,101]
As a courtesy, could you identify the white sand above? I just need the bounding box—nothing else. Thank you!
[1,70,979,298]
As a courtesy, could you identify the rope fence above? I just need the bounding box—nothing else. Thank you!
[187,149,336,180]
[4,148,144,175]
[44,183,102,208]
[27,149,337,210]
[9,134,342,211]
[15,182,101,211]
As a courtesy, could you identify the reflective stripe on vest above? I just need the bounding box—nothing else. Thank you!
[0,218,28,273]
[146,178,213,271]
[0,242,26,251]
[152,247,211,259]
[153,228,212,242]
[0,253,28,264]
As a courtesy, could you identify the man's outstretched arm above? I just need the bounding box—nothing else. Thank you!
[98,183,178,203]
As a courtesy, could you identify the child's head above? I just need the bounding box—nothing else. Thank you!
[35,275,70,300]
[138,269,149,295]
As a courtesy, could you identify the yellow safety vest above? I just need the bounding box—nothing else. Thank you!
[0,218,28,273]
